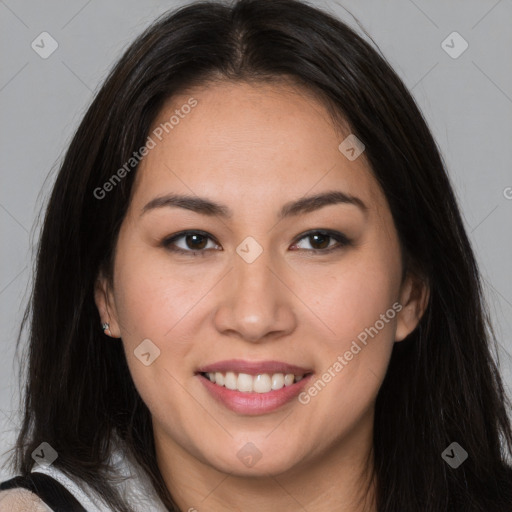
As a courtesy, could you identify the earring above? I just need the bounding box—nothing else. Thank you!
[102,322,112,337]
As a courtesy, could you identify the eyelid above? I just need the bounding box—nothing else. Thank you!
[290,229,352,253]
[162,230,221,253]
[161,229,352,254]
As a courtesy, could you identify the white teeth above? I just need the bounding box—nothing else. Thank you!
[271,373,285,390]
[224,371,237,390]
[237,373,253,392]
[253,374,272,393]
[204,371,306,393]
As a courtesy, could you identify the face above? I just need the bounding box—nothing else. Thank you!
[95,81,427,481]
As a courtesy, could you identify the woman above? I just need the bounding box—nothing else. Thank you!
[1,0,511,510]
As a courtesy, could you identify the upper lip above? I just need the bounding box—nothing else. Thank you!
[197,359,312,376]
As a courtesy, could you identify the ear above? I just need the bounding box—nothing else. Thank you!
[395,272,429,342]
[94,270,121,338]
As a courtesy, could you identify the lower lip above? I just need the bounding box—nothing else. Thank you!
[198,374,312,415]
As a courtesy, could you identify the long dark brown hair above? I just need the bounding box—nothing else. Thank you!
[5,0,512,510]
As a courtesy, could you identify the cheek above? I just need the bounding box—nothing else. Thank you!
[112,257,199,435]
[297,242,401,419]
[111,249,198,392]
[298,276,397,444]
[304,256,400,347]
[314,273,397,396]
[112,246,199,340]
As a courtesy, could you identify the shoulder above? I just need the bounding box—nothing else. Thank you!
[0,488,52,511]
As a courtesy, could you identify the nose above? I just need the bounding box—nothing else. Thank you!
[213,248,297,343]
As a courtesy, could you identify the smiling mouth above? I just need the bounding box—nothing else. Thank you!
[199,371,310,394]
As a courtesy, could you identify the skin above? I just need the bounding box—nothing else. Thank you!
[95,80,429,512]
[0,489,53,511]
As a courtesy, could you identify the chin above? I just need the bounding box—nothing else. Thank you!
[212,455,300,478]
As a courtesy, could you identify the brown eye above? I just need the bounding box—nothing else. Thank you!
[308,233,331,250]
[291,230,351,253]
[162,231,219,254]
[184,234,208,250]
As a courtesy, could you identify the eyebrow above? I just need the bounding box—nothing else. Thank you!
[140,190,368,219]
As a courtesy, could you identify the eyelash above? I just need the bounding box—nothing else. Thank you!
[161,229,352,256]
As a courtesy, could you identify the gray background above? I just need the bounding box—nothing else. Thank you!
[1,0,511,480]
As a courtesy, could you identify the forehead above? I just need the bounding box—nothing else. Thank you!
[131,80,386,217]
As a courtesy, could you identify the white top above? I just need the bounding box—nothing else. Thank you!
[30,439,168,511]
